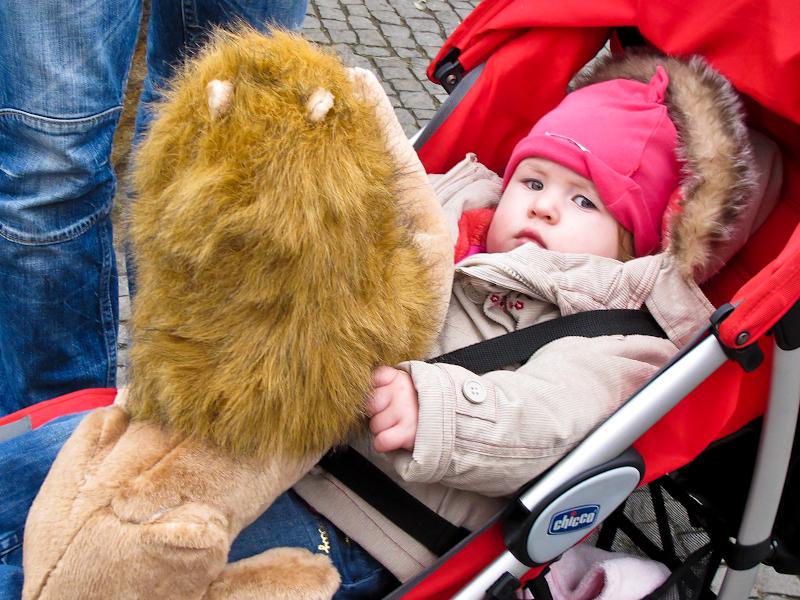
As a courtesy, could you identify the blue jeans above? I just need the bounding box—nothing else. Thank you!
[0,413,396,599]
[0,0,308,416]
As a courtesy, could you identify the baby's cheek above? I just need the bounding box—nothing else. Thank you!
[485,219,504,253]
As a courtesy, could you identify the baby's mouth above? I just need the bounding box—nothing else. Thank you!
[515,230,545,249]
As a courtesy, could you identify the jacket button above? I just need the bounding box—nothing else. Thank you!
[464,284,483,304]
[463,380,487,404]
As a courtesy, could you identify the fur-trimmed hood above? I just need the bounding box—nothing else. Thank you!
[574,53,758,282]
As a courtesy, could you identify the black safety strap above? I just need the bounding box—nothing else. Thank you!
[428,309,666,374]
[318,447,470,556]
[320,309,666,556]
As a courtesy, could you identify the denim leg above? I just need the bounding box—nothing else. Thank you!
[125,0,309,293]
[138,0,308,137]
[0,412,86,598]
[231,491,398,599]
[0,0,143,414]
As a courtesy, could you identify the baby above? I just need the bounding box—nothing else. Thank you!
[293,54,762,592]
[369,66,683,455]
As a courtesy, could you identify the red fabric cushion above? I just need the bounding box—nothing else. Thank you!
[0,388,116,430]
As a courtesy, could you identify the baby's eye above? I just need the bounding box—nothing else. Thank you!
[525,179,544,191]
[573,195,596,210]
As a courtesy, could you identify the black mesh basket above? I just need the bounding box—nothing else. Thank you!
[593,477,726,600]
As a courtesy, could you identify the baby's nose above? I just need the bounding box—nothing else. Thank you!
[528,194,559,222]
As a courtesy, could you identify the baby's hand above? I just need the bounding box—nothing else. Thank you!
[367,366,419,453]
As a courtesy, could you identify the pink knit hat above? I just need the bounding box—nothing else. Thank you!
[502,66,681,257]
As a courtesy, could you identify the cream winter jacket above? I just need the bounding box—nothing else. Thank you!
[294,155,713,580]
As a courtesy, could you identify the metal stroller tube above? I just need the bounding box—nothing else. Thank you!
[517,332,728,512]
[452,332,729,599]
[718,341,800,599]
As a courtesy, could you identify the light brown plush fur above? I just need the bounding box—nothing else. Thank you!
[22,28,452,599]
[574,53,758,281]
[127,28,451,458]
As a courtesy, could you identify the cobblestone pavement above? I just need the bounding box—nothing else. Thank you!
[301,0,478,136]
[115,1,799,597]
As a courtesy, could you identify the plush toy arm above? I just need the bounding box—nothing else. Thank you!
[347,66,454,337]
[23,406,337,600]
[204,548,340,600]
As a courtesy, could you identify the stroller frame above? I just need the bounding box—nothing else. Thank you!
[442,310,799,599]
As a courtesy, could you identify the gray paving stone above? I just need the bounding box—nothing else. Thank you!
[755,567,800,595]
[379,22,413,39]
[364,0,392,10]
[329,28,357,43]
[411,57,431,71]
[355,28,385,46]
[425,0,457,10]
[399,90,437,110]
[345,4,369,16]
[355,44,391,57]
[303,14,320,28]
[432,12,460,30]
[348,15,373,29]
[119,295,131,322]
[393,2,429,18]
[422,46,442,59]
[394,107,419,135]
[406,17,442,33]
[351,54,374,69]
[304,28,331,43]
[322,17,350,30]
[318,5,346,20]
[428,3,458,18]
[118,274,129,298]
[370,10,402,25]
[413,30,444,47]
[396,47,421,59]
[392,77,425,92]
[387,34,417,49]
[380,65,415,80]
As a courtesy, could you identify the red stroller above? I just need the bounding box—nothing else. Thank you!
[382,0,800,597]
[2,1,798,598]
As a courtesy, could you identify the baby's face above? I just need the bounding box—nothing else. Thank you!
[486,157,621,259]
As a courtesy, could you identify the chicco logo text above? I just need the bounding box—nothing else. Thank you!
[547,505,600,535]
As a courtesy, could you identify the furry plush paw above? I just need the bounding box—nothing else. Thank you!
[204,547,341,600]
[139,502,229,550]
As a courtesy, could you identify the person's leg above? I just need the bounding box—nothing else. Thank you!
[231,491,398,599]
[0,412,86,597]
[124,0,308,293]
[138,0,308,138]
[0,0,143,414]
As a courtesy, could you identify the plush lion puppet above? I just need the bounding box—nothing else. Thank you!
[22,28,452,600]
